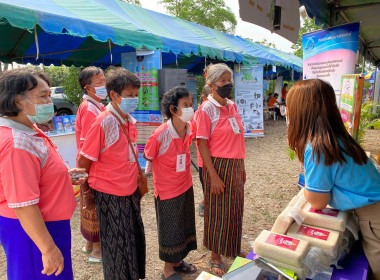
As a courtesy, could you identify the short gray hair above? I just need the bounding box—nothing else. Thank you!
[205,63,233,85]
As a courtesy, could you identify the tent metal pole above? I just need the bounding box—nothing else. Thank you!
[12,44,116,60]
[8,30,29,60]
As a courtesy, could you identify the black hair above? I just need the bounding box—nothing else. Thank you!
[284,83,288,87]
[274,93,279,98]
[0,68,51,117]
[161,86,192,119]
[106,67,140,101]
[78,66,104,95]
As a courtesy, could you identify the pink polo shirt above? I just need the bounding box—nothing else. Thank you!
[75,96,105,159]
[0,118,77,221]
[144,119,193,200]
[196,96,245,159]
[191,106,203,167]
[80,108,139,196]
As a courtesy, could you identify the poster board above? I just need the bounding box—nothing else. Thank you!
[302,22,360,105]
[339,74,364,140]
[121,50,162,168]
[234,64,264,137]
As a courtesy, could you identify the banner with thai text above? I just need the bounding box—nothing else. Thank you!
[234,64,264,137]
[302,22,360,105]
[339,74,364,140]
[121,50,162,168]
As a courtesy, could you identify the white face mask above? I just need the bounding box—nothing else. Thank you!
[176,107,194,123]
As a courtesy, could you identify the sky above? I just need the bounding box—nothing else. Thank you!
[139,0,295,53]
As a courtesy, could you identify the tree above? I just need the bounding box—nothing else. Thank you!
[120,0,141,6]
[255,39,276,49]
[44,65,69,87]
[160,0,237,34]
[291,16,321,58]
[61,66,82,106]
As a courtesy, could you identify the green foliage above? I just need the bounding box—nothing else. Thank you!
[61,66,82,107]
[160,0,237,34]
[43,65,69,87]
[291,17,321,58]
[286,146,297,161]
[120,0,141,6]
[255,39,276,49]
[357,101,380,145]
[196,75,205,103]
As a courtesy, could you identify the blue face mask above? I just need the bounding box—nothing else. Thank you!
[24,98,55,124]
[93,86,107,99]
[118,97,139,114]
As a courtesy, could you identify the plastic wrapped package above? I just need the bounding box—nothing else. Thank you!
[254,230,309,267]
[288,191,307,224]
[301,203,348,232]
[287,222,341,257]
[271,206,294,234]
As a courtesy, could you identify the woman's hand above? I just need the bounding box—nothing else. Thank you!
[68,168,88,185]
[81,182,95,210]
[41,245,64,276]
[210,173,226,195]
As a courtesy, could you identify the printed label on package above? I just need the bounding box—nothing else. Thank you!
[297,225,330,240]
[309,207,339,217]
[265,233,300,251]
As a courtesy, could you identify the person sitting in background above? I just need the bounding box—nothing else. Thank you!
[266,92,273,103]
[267,93,281,118]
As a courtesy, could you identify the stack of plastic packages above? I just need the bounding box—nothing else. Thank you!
[254,189,359,280]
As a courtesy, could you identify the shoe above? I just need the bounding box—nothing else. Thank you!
[209,260,227,276]
[88,256,102,263]
[82,246,92,254]
[161,272,182,280]
[173,261,197,274]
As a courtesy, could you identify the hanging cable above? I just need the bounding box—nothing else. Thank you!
[109,39,113,64]
[34,25,39,60]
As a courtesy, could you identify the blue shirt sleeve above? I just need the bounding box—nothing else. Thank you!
[304,144,337,194]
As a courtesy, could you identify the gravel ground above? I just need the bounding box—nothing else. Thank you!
[1,119,379,280]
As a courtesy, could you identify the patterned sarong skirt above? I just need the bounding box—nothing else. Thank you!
[202,157,245,257]
[155,186,197,263]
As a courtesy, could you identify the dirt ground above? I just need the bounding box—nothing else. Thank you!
[1,120,379,280]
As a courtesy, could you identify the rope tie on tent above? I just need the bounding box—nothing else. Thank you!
[108,39,113,64]
[34,25,39,60]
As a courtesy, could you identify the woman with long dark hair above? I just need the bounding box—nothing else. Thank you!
[287,79,380,280]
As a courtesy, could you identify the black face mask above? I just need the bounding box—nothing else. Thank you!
[216,83,233,99]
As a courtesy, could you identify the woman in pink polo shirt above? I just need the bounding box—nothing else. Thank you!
[77,68,145,280]
[75,66,106,263]
[144,87,197,280]
[196,63,246,276]
[0,69,82,279]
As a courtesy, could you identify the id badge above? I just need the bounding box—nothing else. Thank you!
[229,117,241,134]
[129,142,137,163]
[176,154,186,172]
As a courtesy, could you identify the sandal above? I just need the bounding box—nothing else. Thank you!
[199,204,204,217]
[209,260,227,276]
[174,261,197,274]
[82,246,92,254]
[161,272,183,280]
